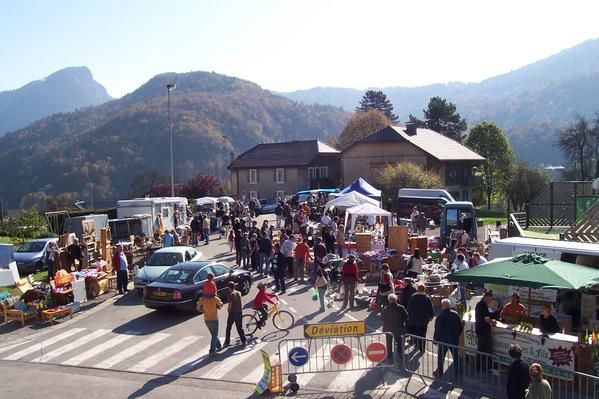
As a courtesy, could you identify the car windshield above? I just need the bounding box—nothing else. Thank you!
[156,268,193,284]
[146,252,183,267]
[16,242,46,253]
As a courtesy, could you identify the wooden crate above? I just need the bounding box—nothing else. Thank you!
[355,233,372,253]
[388,225,408,253]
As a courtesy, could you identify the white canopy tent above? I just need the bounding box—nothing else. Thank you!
[324,191,378,212]
[217,196,236,204]
[345,203,392,231]
[195,197,218,207]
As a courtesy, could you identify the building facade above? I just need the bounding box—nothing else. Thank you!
[228,140,340,201]
[341,125,485,201]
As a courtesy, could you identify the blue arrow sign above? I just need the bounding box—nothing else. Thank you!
[288,346,309,367]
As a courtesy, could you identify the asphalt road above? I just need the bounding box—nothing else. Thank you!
[0,214,471,398]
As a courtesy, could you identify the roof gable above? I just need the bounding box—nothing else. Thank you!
[229,140,339,169]
[344,125,485,162]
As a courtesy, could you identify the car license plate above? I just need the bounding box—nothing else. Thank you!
[154,291,168,297]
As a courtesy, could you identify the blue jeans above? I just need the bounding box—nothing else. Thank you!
[205,320,221,352]
[258,253,270,275]
[203,228,210,244]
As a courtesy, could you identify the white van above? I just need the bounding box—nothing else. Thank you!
[117,197,189,235]
[488,237,599,268]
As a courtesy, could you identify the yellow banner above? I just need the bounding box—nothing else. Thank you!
[303,321,366,338]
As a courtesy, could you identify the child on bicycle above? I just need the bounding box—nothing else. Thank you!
[253,282,277,327]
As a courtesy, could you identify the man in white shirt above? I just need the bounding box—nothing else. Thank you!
[281,234,295,280]
[451,253,469,309]
[321,211,332,228]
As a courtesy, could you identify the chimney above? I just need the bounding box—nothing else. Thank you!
[405,123,417,136]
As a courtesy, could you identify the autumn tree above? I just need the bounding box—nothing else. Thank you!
[181,174,224,198]
[356,90,398,123]
[505,161,550,211]
[466,122,515,210]
[377,162,444,201]
[336,109,390,150]
[409,96,467,142]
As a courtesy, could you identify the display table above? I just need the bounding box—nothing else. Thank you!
[462,313,578,380]
[42,307,73,324]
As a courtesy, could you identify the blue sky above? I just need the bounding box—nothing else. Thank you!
[2,0,599,98]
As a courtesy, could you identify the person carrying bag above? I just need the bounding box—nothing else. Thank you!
[314,262,330,312]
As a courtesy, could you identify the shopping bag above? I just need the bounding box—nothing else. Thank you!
[310,288,318,301]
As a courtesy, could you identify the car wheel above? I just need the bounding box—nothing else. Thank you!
[239,278,251,296]
[34,261,44,273]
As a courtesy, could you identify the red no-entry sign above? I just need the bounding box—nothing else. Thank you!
[366,341,387,363]
[330,344,352,365]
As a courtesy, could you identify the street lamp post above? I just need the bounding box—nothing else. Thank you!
[167,83,176,197]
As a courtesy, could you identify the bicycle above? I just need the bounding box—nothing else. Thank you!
[242,302,295,335]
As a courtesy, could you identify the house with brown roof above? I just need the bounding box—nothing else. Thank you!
[341,125,485,201]
[228,140,340,201]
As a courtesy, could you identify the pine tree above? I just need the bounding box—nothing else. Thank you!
[356,90,398,123]
[411,97,468,142]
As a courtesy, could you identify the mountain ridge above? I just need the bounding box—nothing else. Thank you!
[0,66,112,135]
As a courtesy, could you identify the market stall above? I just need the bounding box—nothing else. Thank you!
[323,191,378,213]
[449,253,599,378]
[338,177,382,200]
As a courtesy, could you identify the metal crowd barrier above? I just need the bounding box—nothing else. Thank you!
[277,332,394,376]
[403,334,599,399]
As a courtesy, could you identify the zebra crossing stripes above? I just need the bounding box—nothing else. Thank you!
[2,328,85,361]
[127,335,200,373]
[31,329,111,363]
[164,343,212,376]
[198,340,268,380]
[94,333,169,369]
[61,331,139,366]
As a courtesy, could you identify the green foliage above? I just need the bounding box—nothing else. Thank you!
[129,170,169,198]
[356,90,398,123]
[0,71,349,207]
[0,208,47,243]
[377,162,444,200]
[409,96,468,142]
[466,122,515,210]
[505,160,550,211]
[557,115,599,180]
[336,109,390,150]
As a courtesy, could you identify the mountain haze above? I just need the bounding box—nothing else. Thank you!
[281,38,599,164]
[0,67,112,135]
[0,71,348,208]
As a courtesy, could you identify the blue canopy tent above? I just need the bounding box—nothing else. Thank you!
[339,178,382,200]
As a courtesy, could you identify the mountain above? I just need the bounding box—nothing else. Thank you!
[281,38,599,165]
[0,71,348,208]
[0,66,112,135]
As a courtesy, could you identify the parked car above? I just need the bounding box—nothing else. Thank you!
[134,246,202,294]
[143,261,252,313]
[13,238,58,274]
[260,200,278,214]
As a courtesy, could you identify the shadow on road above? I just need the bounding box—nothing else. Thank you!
[113,291,144,307]
[112,309,193,335]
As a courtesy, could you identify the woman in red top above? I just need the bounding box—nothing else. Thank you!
[341,254,359,309]
[253,282,277,327]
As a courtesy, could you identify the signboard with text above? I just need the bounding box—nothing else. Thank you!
[463,320,576,380]
[303,321,366,339]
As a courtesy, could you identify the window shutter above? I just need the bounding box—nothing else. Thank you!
[283,168,286,183]
[247,170,250,183]
[256,169,259,183]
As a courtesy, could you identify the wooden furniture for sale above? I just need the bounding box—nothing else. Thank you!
[42,307,73,324]
[1,302,38,327]
[388,225,409,253]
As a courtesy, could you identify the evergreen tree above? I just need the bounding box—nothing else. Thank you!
[411,96,467,142]
[356,90,398,123]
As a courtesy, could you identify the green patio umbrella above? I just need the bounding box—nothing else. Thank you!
[448,253,599,290]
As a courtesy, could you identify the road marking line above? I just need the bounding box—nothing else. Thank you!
[128,336,200,373]
[344,313,359,322]
[31,329,111,363]
[95,333,170,369]
[326,369,367,391]
[288,307,298,314]
[164,343,212,376]
[61,331,138,366]
[198,340,268,380]
[3,328,86,361]
[279,298,288,305]
[241,352,286,384]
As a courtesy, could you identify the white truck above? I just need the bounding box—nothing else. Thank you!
[116,197,190,236]
[488,236,599,268]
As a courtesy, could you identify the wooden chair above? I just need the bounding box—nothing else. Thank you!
[1,297,37,327]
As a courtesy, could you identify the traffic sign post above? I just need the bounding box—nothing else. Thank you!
[303,321,366,339]
[366,341,387,364]
[288,347,309,367]
[330,344,352,365]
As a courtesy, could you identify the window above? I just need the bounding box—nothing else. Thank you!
[186,248,197,260]
[249,191,258,199]
[275,168,285,184]
[249,169,258,184]
[308,167,315,180]
[276,191,285,200]
[193,267,210,284]
[210,264,230,277]
[161,207,170,218]
[320,167,328,178]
